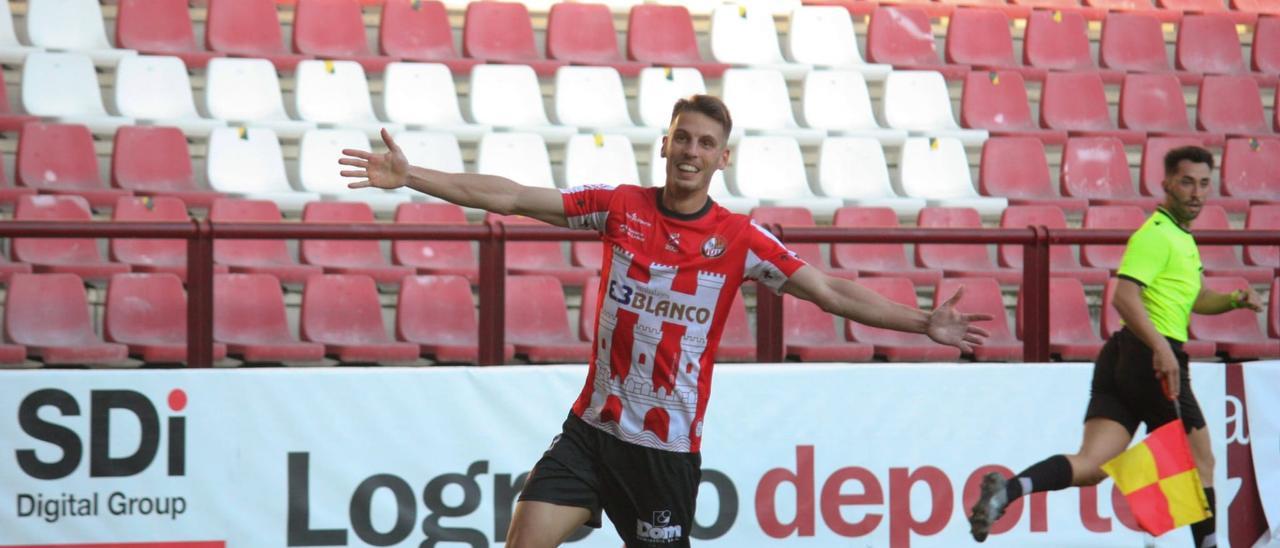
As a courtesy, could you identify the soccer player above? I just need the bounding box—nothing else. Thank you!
[341,95,992,548]
[966,146,1264,548]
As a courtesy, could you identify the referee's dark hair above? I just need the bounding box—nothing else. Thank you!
[1163,145,1215,176]
[670,95,733,141]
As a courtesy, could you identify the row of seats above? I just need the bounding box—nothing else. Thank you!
[809,0,1279,19]
[5,271,1275,366]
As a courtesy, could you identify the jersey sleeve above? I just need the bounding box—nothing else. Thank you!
[1117,223,1170,287]
[560,185,615,234]
[743,221,808,294]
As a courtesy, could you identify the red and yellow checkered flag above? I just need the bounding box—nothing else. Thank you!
[1101,419,1211,536]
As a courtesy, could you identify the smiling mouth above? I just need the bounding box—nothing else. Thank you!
[676,163,699,173]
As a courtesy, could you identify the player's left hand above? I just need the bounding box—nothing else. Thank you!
[926,286,993,353]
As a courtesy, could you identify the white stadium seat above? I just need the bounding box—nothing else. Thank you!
[383,62,490,142]
[732,136,843,217]
[477,133,557,190]
[788,6,891,80]
[555,66,661,144]
[564,134,642,188]
[205,58,316,139]
[649,135,757,213]
[801,70,908,145]
[294,60,402,139]
[114,55,225,136]
[883,71,989,146]
[299,129,411,215]
[721,68,826,145]
[0,0,41,63]
[21,52,133,135]
[637,67,707,130]
[469,64,577,143]
[206,127,320,214]
[899,137,1007,218]
[25,0,135,66]
[816,137,926,217]
[709,4,810,79]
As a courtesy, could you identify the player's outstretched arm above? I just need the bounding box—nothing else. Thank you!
[781,266,992,353]
[339,128,567,227]
[1192,284,1262,314]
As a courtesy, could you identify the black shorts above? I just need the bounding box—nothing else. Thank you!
[519,414,702,547]
[1085,327,1207,435]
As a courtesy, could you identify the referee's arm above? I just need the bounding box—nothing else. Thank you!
[1193,284,1263,314]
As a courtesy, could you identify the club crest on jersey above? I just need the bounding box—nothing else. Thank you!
[701,235,726,258]
[665,232,681,252]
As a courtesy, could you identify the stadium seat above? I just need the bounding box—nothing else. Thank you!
[0,0,40,64]
[1245,205,1280,266]
[213,273,326,363]
[626,5,730,78]
[1080,205,1148,270]
[1083,0,1179,21]
[393,202,478,282]
[1190,277,1280,359]
[1137,136,1249,212]
[945,8,1043,79]
[782,292,876,362]
[579,275,601,343]
[0,245,31,283]
[12,195,130,281]
[845,277,963,361]
[866,6,969,80]
[1188,205,1274,283]
[487,214,596,286]
[1221,137,1280,203]
[398,275,513,363]
[505,275,592,363]
[393,131,465,178]
[1060,137,1160,209]
[26,0,136,66]
[1041,72,1146,144]
[204,58,316,139]
[979,137,1088,213]
[998,205,1109,284]
[555,67,661,144]
[815,137,925,216]
[648,136,757,213]
[299,202,414,285]
[1158,0,1237,14]
[916,206,1020,282]
[1100,278,1217,358]
[462,1,565,76]
[1023,10,1117,80]
[104,273,228,363]
[21,53,133,136]
[1196,76,1272,137]
[382,63,489,142]
[1252,16,1280,75]
[564,134,642,188]
[709,4,809,79]
[16,123,132,208]
[801,70,908,145]
[301,274,420,363]
[636,67,708,130]
[960,70,1069,145]
[733,137,843,217]
[110,196,227,281]
[5,273,128,364]
[1175,14,1251,77]
[883,71,989,145]
[1118,73,1212,141]
[206,127,319,214]
[205,0,309,71]
[113,55,225,136]
[1232,0,1280,13]
[722,68,827,145]
[115,0,219,68]
[0,153,35,206]
[294,60,401,139]
[545,2,647,77]
[477,133,557,190]
[209,198,323,284]
[0,70,38,134]
[298,129,411,214]
[936,277,1022,361]
[1100,13,1201,83]
[111,126,222,209]
[714,291,756,362]
[1271,277,1280,339]
[900,137,1008,218]
[750,206,857,279]
[292,0,395,73]
[378,0,478,74]
[787,6,891,79]
[469,64,577,142]
[831,206,942,285]
[1019,277,1106,361]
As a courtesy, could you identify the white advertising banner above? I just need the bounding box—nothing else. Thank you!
[1244,361,1280,547]
[0,363,1250,547]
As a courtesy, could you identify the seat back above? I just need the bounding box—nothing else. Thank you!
[17,123,102,193]
[546,2,624,64]
[378,0,457,60]
[213,273,295,343]
[979,137,1056,200]
[104,273,187,345]
[1099,13,1169,72]
[1119,73,1191,131]
[783,293,841,345]
[293,0,371,58]
[945,8,1017,67]
[298,129,372,195]
[110,196,190,266]
[816,137,895,200]
[936,277,1016,342]
[1080,205,1147,269]
[723,68,800,131]
[302,274,393,344]
[831,206,911,271]
[300,201,383,268]
[21,52,109,118]
[0,0,24,48]
[627,5,705,65]
[112,126,197,193]
[206,0,287,56]
[205,58,292,122]
[564,135,640,188]
[114,55,202,120]
[801,69,881,131]
[845,277,932,344]
[1060,137,1136,199]
[1139,137,1208,198]
[960,70,1036,131]
[733,137,814,201]
[206,127,293,194]
[788,6,867,67]
[5,273,100,346]
[1197,75,1268,134]
[477,133,556,189]
[469,64,553,127]
[884,71,961,131]
[1253,16,1280,73]
[719,291,755,351]
[900,137,978,200]
[915,206,993,269]
[1101,277,1123,338]
[397,275,479,345]
[637,67,707,128]
[393,202,476,269]
[1245,205,1280,267]
[866,6,941,66]
[1041,71,1115,131]
[750,206,823,266]
[579,275,601,342]
[709,4,786,65]
[998,205,1074,268]
[295,60,378,125]
[1222,137,1280,200]
[394,131,465,174]
[209,198,294,266]
[463,1,539,62]
[554,66,635,128]
[383,62,467,126]
[12,195,103,265]
[1023,10,1093,70]
[116,0,201,53]
[505,275,575,341]
[1189,204,1245,268]
[1189,276,1267,341]
[26,0,113,50]
[1018,277,1097,341]
[1176,14,1246,74]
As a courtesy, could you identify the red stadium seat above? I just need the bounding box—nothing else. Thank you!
[302,274,420,363]
[1060,137,1160,209]
[104,273,228,363]
[1175,15,1251,76]
[783,294,875,362]
[627,5,729,78]
[293,0,395,73]
[1253,16,1280,75]
[845,277,963,361]
[546,3,648,77]
[1020,277,1106,360]
[1119,73,1216,141]
[378,0,479,74]
[214,273,326,363]
[1270,277,1279,339]
[1232,0,1280,13]
[1245,205,1280,266]
[0,71,39,133]
[398,274,512,363]
[0,154,36,206]
[13,195,130,282]
[1100,13,1201,83]
[1190,276,1280,358]
[486,214,596,286]
[1100,278,1218,357]
[1041,72,1146,144]
[979,137,1088,212]
[111,196,227,282]
[830,207,942,285]
[1197,75,1272,137]
[392,202,478,283]
[209,198,323,284]
[300,201,413,285]
[999,205,1110,284]
[1023,10,1118,80]
[115,0,220,68]
[866,6,970,80]
[1221,137,1280,203]
[580,275,601,342]
[1189,205,1273,282]
[505,275,591,363]
[17,123,132,208]
[960,70,1069,145]
[750,206,857,280]
[1138,137,1249,213]
[463,1,566,77]
[916,207,1021,283]
[5,273,128,364]
[571,239,604,272]
[1084,0,1181,21]
[715,291,756,362]
[946,9,1041,78]
[205,0,310,71]
[1080,205,1148,270]
[0,251,31,284]
[937,277,1022,361]
[111,126,223,209]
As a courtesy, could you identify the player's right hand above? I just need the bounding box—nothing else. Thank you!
[340,128,409,190]
[1153,346,1180,401]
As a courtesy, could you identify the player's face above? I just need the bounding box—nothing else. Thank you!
[661,111,730,194]
[1162,160,1211,224]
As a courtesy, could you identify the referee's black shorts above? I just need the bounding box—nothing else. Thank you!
[1085,326,1207,435]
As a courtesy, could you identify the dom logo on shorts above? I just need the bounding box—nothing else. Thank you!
[637,510,682,543]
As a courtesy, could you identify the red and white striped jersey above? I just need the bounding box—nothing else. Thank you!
[562,185,806,452]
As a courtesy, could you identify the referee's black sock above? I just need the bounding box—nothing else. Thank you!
[1190,487,1216,548]
[1003,455,1073,502]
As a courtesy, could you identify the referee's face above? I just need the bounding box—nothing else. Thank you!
[1162,160,1212,224]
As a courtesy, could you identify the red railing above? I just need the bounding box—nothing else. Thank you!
[1,220,1275,367]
